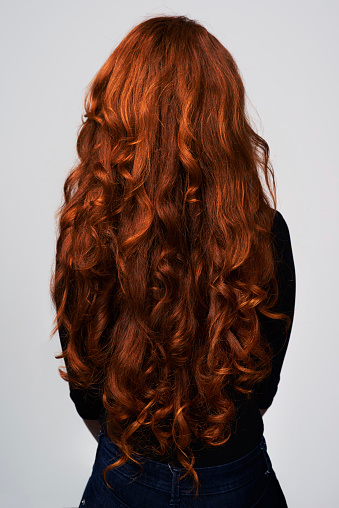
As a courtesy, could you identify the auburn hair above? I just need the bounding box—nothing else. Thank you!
[50,14,290,498]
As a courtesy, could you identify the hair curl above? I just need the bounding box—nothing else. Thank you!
[50,14,290,498]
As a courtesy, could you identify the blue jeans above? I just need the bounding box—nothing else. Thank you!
[79,430,288,507]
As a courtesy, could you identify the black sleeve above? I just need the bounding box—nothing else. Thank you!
[58,323,105,420]
[253,210,296,409]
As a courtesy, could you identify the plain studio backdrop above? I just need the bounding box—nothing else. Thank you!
[1,1,337,507]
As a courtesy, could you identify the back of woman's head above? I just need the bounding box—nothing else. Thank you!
[51,15,288,497]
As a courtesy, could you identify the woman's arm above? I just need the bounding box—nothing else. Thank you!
[58,323,105,427]
[253,210,296,410]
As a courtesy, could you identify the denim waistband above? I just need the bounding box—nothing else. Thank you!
[96,430,271,496]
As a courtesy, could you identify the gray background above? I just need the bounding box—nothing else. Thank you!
[1,1,338,507]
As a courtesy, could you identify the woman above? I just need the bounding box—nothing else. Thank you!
[50,14,296,508]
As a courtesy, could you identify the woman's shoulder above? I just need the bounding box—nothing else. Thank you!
[272,209,289,233]
[271,209,295,281]
[271,209,292,248]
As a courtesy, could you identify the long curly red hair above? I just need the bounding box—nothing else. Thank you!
[50,15,290,497]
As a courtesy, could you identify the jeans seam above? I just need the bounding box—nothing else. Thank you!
[259,440,271,477]
[168,465,180,507]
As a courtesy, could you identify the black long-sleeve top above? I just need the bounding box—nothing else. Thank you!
[58,210,296,467]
